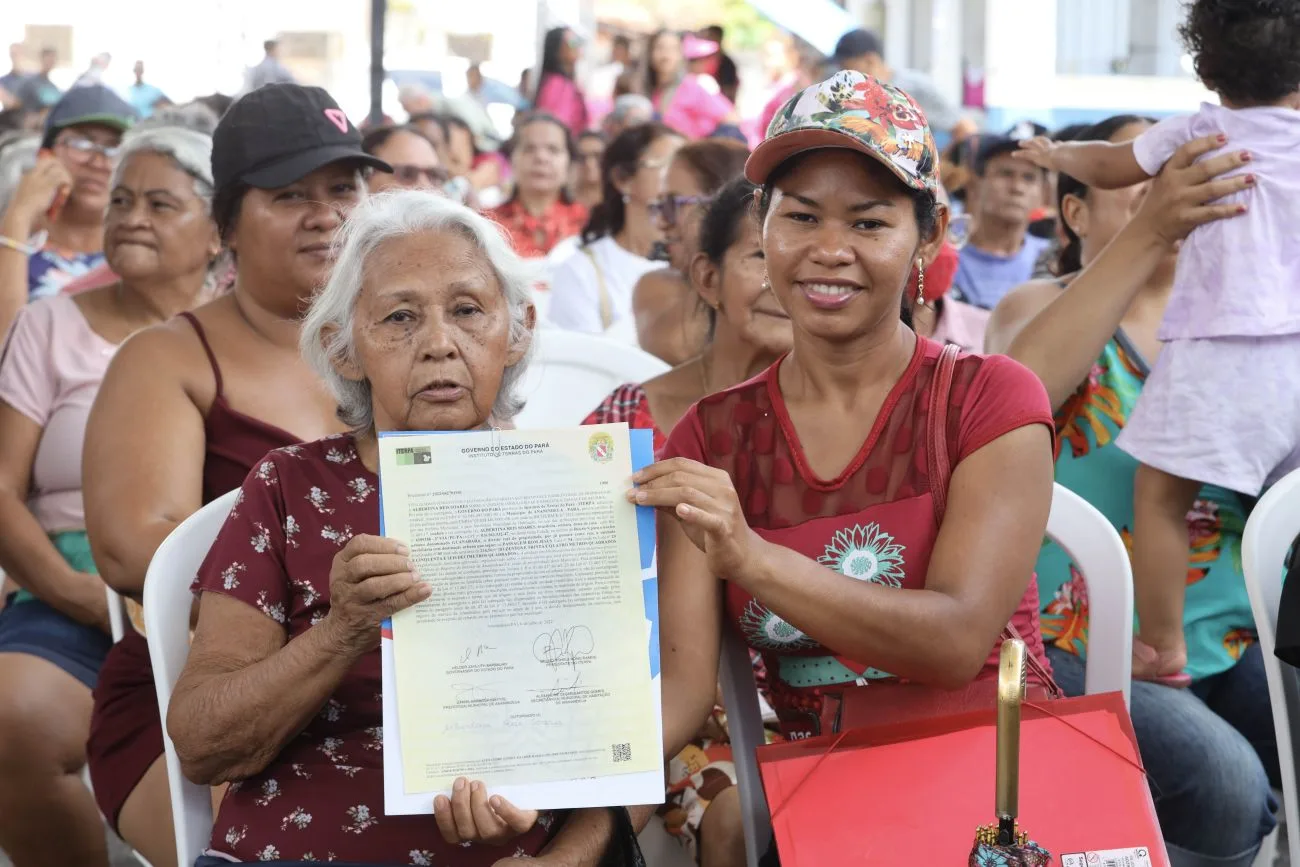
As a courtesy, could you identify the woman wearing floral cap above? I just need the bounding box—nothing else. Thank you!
[641,71,1057,857]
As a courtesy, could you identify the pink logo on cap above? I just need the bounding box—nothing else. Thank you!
[324,108,349,133]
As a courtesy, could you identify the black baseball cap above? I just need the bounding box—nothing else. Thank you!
[833,28,884,62]
[974,135,1033,175]
[212,83,391,194]
[42,85,138,147]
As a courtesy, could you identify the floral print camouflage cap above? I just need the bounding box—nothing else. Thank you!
[744,70,939,194]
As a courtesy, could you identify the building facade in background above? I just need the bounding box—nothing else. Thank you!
[856,0,1212,130]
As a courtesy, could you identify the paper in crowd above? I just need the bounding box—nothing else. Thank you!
[378,424,664,813]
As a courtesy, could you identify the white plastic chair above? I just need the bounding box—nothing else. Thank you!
[513,330,670,429]
[105,586,128,643]
[717,482,1135,867]
[142,489,239,867]
[1243,467,1300,867]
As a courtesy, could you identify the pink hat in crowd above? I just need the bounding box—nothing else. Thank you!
[682,33,720,61]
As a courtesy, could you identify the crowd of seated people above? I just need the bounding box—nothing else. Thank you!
[0,15,1289,864]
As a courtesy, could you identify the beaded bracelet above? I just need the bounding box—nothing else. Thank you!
[0,233,40,256]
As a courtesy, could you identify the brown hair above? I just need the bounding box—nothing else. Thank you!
[672,138,750,196]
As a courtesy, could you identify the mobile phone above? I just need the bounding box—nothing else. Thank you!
[37,148,69,222]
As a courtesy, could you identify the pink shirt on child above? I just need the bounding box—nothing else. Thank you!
[1133,103,1300,340]
[656,74,734,140]
[0,294,116,532]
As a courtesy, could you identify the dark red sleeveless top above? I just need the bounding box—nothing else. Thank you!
[179,313,300,501]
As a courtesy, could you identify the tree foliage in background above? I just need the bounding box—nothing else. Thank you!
[713,0,778,51]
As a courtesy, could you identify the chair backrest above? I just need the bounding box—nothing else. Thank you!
[1242,467,1300,867]
[718,624,771,867]
[142,489,240,867]
[717,482,1134,867]
[513,331,670,429]
[106,586,127,643]
[1044,482,1133,708]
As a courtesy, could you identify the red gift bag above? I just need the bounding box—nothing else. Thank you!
[757,692,1168,866]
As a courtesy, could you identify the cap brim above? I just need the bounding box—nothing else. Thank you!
[241,144,393,189]
[745,128,922,192]
[51,114,134,134]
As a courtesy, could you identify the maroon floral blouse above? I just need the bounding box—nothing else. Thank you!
[193,434,553,864]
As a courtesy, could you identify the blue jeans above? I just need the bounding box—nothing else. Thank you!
[1046,644,1277,867]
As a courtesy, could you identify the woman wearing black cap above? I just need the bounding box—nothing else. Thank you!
[77,83,395,867]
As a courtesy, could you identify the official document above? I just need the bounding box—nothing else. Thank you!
[378,425,659,798]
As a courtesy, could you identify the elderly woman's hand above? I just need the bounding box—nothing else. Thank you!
[630,457,765,583]
[1131,133,1254,247]
[433,778,539,846]
[319,534,430,655]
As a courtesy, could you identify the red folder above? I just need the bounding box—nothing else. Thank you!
[757,693,1168,866]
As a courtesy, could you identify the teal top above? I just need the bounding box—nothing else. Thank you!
[1035,331,1255,681]
[11,530,97,606]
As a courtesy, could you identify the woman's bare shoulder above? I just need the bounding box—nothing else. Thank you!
[983,277,1071,354]
[998,277,1069,314]
[633,267,688,301]
[107,296,234,395]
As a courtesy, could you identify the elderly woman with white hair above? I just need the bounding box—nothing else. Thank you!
[0,122,218,865]
[166,190,634,867]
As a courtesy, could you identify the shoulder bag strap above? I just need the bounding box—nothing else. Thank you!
[925,343,1061,698]
[926,343,960,525]
[583,246,613,331]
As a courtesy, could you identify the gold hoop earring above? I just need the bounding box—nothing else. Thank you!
[915,259,926,308]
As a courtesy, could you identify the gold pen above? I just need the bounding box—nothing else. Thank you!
[973,638,1030,846]
[972,638,1052,863]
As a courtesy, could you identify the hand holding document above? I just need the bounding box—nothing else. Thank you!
[378,424,663,813]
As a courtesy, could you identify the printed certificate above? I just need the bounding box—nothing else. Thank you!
[378,424,660,807]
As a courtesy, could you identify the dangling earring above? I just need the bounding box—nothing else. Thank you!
[915,259,926,308]
[761,273,772,292]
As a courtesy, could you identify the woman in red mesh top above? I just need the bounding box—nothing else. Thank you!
[637,71,1057,749]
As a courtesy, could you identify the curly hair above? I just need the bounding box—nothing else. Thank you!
[1180,0,1300,104]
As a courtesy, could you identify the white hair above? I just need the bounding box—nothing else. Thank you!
[111,126,215,205]
[135,102,221,136]
[611,93,653,123]
[300,190,538,432]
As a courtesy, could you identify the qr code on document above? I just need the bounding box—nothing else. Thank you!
[612,742,631,762]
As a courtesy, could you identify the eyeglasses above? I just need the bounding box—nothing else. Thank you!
[392,164,451,187]
[648,194,706,227]
[56,136,120,163]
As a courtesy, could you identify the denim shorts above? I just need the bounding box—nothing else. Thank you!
[0,593,112,689]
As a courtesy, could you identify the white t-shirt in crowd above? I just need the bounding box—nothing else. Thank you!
[546,236,660,335]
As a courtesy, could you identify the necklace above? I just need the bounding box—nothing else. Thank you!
[697,353,713,397]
